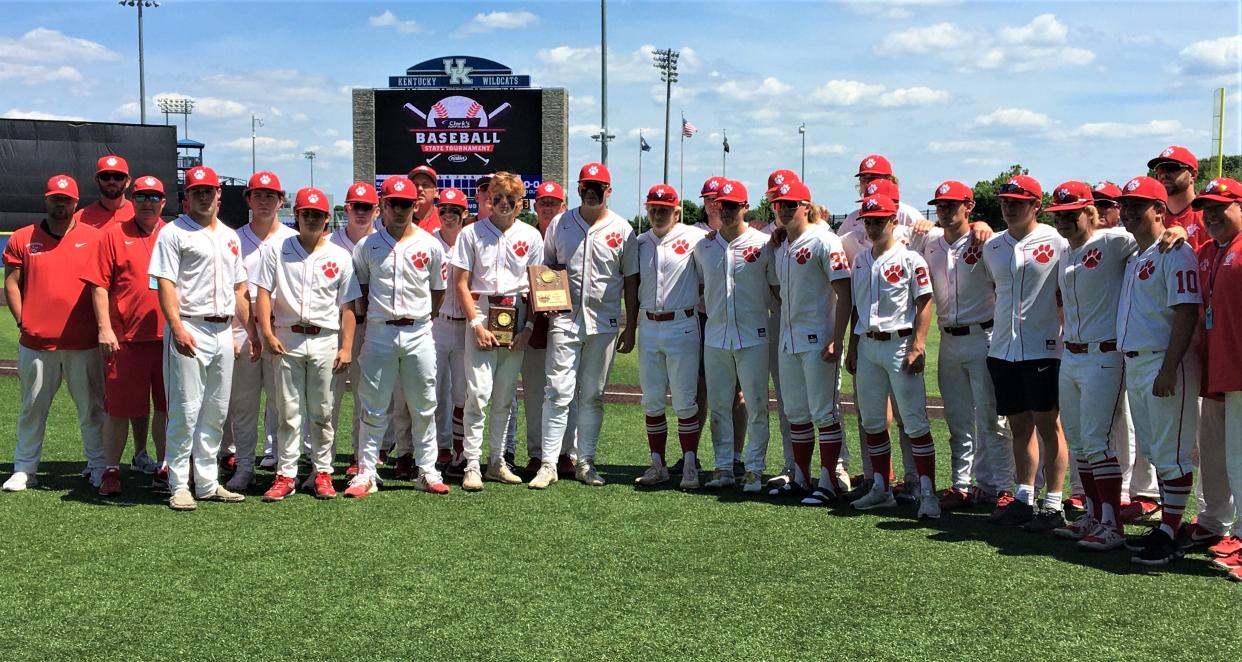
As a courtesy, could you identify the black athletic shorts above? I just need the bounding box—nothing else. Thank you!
[986,357,1060,416]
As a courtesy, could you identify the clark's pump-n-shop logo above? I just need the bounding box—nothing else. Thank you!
[403,95,512,166]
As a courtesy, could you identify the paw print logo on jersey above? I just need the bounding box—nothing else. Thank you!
[741,246,761,263]
[227,239,239,257]
[794,246,812,265]
[1032,244,1054,264]
[513,240,529,257]
[883,264,905,284]
[830,251,848,271]
[322,261,339,279]
[411,251,430,269]
[1137,260,1156,280]
[962,245,983,265]
[1082,248,1102,269]
[671,239,690,255]
[604,232,623,249]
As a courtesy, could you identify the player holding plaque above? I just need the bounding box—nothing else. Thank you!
[528,264,571,313]
[452,172,546,491]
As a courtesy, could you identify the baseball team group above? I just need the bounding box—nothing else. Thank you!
[4,144,1242,580]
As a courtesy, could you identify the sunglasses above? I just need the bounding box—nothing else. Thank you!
[491,195,518,207]
[349,203,375,213]
[580,182,608,196]
[97,172,126,182]
[387,199,414,211]
[134,193,163,203]
[775,200,803,210]
[998,183,1037,199]
[1052,191,1088,206]
[719,201,743,211]
[862,217,892,226]
[1093,199,1117,209]
[438,206,464,215]
[1154,162,1189,174]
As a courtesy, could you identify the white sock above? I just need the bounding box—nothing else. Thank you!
[1101,502,1117,526]
[1016,484,1035,505]
[1044,491,1064,511]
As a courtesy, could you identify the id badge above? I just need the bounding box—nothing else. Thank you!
[1205,306,1213,330]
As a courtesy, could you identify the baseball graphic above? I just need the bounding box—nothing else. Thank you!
[404,96,512,129]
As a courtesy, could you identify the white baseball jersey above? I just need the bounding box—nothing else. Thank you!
[148,214,247,317]
[637,223,706,313]
[542,208,639,335]
[329,226,372,255]
[433,229,466,319]
[982,224,1067,361]
[909,228,996,327]
[839,225,913,263]
[693,226,778,350]
[253,237,360,330]
[450,218,545,299]
[1117,243,1201,352]
[1058,227,1137,344]
[238,222,297,298]
[851,244,933,333]
[353,227,447,323]
[839,201,927,237]
[775,225,851,353]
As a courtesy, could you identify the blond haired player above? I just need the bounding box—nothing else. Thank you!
[253,187,359,501]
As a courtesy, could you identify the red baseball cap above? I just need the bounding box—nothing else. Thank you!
[133,175,164,195]
[858,194,898,218]
[1092,181,1122,201]
[645,184,679,208]
[536,180,565,202]
[294,187,330,213]
[96,155,129,176]
[766,169,799,192]
[928,180,973,205]
[346,182,378,205]
[246,170,282,193]
[1118,176,1168,203]
[185,165,220,189]
[858,178,900,203]
[1192,177,1242,208]
[380,176,419,200]
[855,154,893,178]
[408,164,438,184]
[771,180,812,204]
[700,176,726,198]
[578,162,611,184]
[1147,145,1198,171]
[1045,181,1095,213]
[715,179,748,205]
[45,174,79,199]
[437,187,468,208]
[997,175,1042,202]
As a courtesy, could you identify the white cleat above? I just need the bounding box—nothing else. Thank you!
[704,469,736,490]
[852,484,897,510]
[679,461,700,490]
[917,491,942,519]
[485,460,523,485]
[740,471,763,494]
[528,462,559,490]
[3,472,36,492]
[1078,523,1126,551]
[575,459,605,487]
[462,464,484,492]
[634,463,670,487]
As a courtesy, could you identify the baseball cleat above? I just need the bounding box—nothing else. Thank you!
[917,491,941,519]
[98,468,122,497]
[1118,496,1161,524]
[892,480,918,505]
[312,472,336,499]
[557,454,577,476]
[485,460,523,485]
[988,499,1034,526]
[635,463,670,487]
[1125,527,1165,553]
[3,472,36,492]
[1131,528,1182,566]
[462,465,484,492]
[1053,514,1098,541]
[344,475,377,498]
[523,457,542,480]
[130,451,159,475]
[704,470,735,490]
[1228,566,1242,582]
[1064,494,1087,515]
[1210,551,1241,572]
[768,481,810,498]
[503,451,517,472]
[168,489,196,511]
[938,487,974,511]
[414,474,451,495]
[679,461,700,490]
[203,485,246,502]
[800,486,837,507]
[575,460,605,487]
[1208,535,1242,558]
[528,462,559,490]
[1177,520,1224,551]
[852,484,897,510]
[445,456,467,479]
[151,466,169,491]
[1077,523,1126,551]
[1021,507,1066,533]
[224,468,254,492]
[218,452,236,475]
[394,453,415,480]
[971,486,999,507]
[834,467,852,495]
[378,449,390,466]
[843,480,873,503]
[435,448,453,472]
[766,471,793,490]
[740,471,763,494]
[345,456,359,477]
[991,490,1015,512]
[259,454,277,470]
[263,475,296,502]
[732,459,746,479]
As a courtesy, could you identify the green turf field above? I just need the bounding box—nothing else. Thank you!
[0,376,1237,660]
[0,315,16,362]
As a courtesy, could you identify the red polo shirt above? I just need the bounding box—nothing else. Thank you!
[416,207,441,232]
[1167,202,1205,251]
[74,198,135,231]
[1198,232,1242,394]
[81,218,167,342]
[3,220,102,350]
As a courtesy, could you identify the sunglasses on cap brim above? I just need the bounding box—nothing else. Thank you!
[997,183,1038,198]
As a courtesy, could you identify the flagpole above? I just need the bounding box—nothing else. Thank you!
[679,112,685,201]
[722,129,727,176]
[638,131,644,231]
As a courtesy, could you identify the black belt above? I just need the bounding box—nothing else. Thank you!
[865,328,912,341]
[187,315,231,323]
[290,324,322,336]
[1124,350,1156,358]
[943,320,993,336]
[385,318,418,326]
[1066,340,1116,354]
[443,315,467,322]
[645,309,695,322]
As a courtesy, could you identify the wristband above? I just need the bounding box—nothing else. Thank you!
[469,317,483,329]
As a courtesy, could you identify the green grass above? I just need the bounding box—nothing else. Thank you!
[0,314,16,362]
[0,376,1238,660]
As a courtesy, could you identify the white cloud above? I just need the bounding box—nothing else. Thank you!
[535,44,699,85]
[1070,120,1183,139]
[1177,35,1241,74]
[221,135,298,152]
[2,109,87,122]
[875,22,968,55]
[718,77,792,101]
[458,10,539,35]
[568,124,597,138]
[845,0,956,20]
[878,86,949,107]
[927,139,1012,153]
[999,13,1067,46]
[971,107,1052,129]
[805,144,849,156]
[196,97,248,118]
[369,10,419,33]
[331,140,353,157]
[812,80,885,106]
[877,14,1094,72]
[0,28,120,63]
[0,63,82,84]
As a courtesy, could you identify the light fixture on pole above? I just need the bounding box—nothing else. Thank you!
[251,115,264,174]
[304,150,317,188]
[652,48,679,183]
[798,123,807,180]
[156,95,194,139]
[118,1,159,124]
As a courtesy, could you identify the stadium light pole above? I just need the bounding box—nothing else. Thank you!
[798,123,806,180]
[652,48,679,183]
[304,150,316,188]
[118,1,159,124]
[156,95,193,139]
[251,115,263,174]
[597,0,612,165]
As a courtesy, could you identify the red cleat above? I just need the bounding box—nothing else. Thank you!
[345,461,359,477]
[1065,494,1087,513]
[992,490,1015,516]
[1119,496,1160,523]
[394,453,414,480]
[1229,566,1242,582]
[313,472,336,499]
[1211,551,1241,572]
[98,467,122,497]
[557,454,577,476]
[263,475,296,502]
[344,475,377,499]
[379,449,390,466]
[938,486,975,510]
[1178,520,1224,550]
[415,475,451,495]
[1208,535,1242,558]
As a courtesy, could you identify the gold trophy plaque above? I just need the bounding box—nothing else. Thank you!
[487,305,517,346]
[527,265,572,313]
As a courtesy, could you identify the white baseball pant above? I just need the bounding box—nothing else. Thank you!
[777,349,840,428]
[1225,391,1242,537]
[1059,349,1125,464]
[768,309,793,471]
[855,335,931,438]
[163,319,234,497]
[1110,392,1160,500]
[938,331,1014,493]
[432,318,467,451]
[13,345,104,475]
[330,321,365,456]
[703,344,770,473]
[1194,398,1236,535]
[225,326,277,471]
[542,326,616,463]
[638,315,701,419]
[1125,350,1199,481]
[463,341,524,463]
[356,321,439,481]
[271,330,337,478]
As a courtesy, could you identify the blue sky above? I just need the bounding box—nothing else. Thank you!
[2,0,1239,216]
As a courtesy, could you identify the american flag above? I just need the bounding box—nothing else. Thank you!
[682,118,698,138]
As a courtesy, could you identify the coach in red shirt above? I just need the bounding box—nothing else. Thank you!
[75,155,135,231]
[2,175,105,492]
